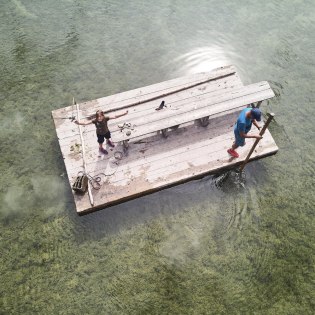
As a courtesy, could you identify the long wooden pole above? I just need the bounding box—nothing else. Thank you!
[240,112,275,172]
[76,101,94,206]
[84,71,236,119]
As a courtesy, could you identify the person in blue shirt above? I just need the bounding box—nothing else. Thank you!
[227,107,263,158]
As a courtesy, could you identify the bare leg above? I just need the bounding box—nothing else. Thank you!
[106,138,115,148]
[99,143,108,154]
[231,142,238,151]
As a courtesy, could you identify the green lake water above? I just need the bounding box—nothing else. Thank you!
[0,0,314,314]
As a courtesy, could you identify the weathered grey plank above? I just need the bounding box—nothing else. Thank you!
[60,113,235,173]
[79,128,275,186]
[74,127,278,214]
[64,115,274,190]
[52,72,243,138]
[52,66,238,120]
[51,67,278,214]
[81,65,238,113]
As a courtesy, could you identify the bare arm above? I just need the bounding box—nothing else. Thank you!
[240,131,262,140]
[74,119,93,126]
[252,120,261,131]
[108,110,128,120]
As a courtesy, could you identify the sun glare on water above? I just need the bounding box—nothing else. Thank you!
[172,45,233,76]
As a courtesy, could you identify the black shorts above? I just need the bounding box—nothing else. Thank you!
[97,132,111,144]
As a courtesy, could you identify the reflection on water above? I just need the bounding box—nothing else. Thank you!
[0,0,314,313]
[171,45,241,76]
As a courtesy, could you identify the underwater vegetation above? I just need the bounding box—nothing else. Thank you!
[0,0,314,314]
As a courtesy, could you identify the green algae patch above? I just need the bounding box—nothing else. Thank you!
[1,0,315,314]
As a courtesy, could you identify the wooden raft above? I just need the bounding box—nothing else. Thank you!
[51,65,278,215]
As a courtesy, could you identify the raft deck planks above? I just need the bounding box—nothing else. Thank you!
[51,66,278,215]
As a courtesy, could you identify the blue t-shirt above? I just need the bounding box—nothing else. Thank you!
[234,108,252,135]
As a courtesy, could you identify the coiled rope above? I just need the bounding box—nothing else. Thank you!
[77,171,106,190]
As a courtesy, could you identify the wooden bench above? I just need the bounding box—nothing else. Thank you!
[111,81,275,148]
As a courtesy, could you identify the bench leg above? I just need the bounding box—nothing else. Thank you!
[170,125,180,130]
[199,116,209,127]
[122,140,129,149]
[249,101,262,108]
[161,128,168,138]
[122,140,129,155]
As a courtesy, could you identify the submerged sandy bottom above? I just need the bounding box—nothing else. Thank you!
[0,0,314,314]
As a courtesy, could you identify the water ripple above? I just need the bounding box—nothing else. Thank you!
[170,44,245,77]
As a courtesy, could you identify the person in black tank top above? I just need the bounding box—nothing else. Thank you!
[74,109,128,155]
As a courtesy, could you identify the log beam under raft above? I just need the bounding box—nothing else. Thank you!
[51,65,278,215]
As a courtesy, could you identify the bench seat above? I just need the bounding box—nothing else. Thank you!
[111,81,275,143]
